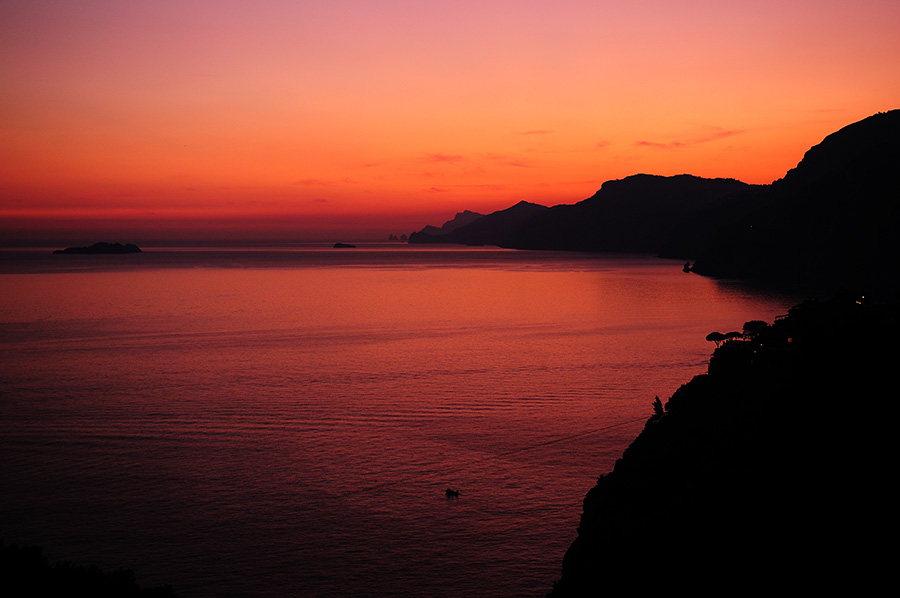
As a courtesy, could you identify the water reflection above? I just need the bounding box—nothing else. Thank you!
[0,248,804,597]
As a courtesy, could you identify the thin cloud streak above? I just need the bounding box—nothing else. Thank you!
[635,128,745,150]
[424,153,465,163]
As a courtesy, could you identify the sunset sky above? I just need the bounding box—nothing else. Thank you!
[2,0,898,244]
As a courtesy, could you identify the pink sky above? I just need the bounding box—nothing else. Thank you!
[2,0,899,244]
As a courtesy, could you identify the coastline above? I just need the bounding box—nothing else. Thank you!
[548,290,896,594]
[0,540,175,597]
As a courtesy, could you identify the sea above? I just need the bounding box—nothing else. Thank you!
[0,245,805,597]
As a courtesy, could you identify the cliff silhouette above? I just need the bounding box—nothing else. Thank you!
[410,109,899,295]
[548,291,896,595]
[408,201,548,246]
[409,176,756,253]
[505,174,758,253]
[413,210,483,238]
[1,540,175,597]
[690,110,900,296]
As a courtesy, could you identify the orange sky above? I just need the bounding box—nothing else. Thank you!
[2,0,899,244]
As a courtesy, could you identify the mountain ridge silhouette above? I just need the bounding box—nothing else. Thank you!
[410,109,899,295]
[690,109,900,295]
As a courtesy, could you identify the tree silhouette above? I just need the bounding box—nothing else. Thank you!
[705,331,726,347]
[742,320,769,340]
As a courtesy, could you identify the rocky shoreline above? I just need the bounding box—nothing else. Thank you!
[0,540,174,597]
[549,291,896,595]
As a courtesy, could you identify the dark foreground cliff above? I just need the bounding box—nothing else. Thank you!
[549,291,897,595]
[1,540,175,597]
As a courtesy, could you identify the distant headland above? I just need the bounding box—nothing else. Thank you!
[408,110,899,298]
[53,242,142,254]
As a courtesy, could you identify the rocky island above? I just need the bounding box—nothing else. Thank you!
[53,242,142,254]
[548,291,895,595]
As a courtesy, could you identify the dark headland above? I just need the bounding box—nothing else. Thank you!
[53,242,142,254]
[548,292,896,595]
[543,111,899,595]
[410,109,900,299]
[1,540,174,597]
[406,110,899,594]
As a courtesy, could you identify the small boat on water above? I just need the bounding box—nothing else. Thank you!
[445,488,460,498]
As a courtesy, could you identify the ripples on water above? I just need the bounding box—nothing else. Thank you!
[0,246,802,597]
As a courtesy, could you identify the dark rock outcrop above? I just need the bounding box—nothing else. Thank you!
[414,210,483,238]
[53,242,142,254]
[0,540,175,597]
[657,183,770,259]
[690,110,900,297]
[409,176,758,253]
[407,110,899,298]
[505,174,759,253]
[549,292,896,595]
[409,201,548,246]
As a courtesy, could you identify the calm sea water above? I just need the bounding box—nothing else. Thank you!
[0,246,803,597]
